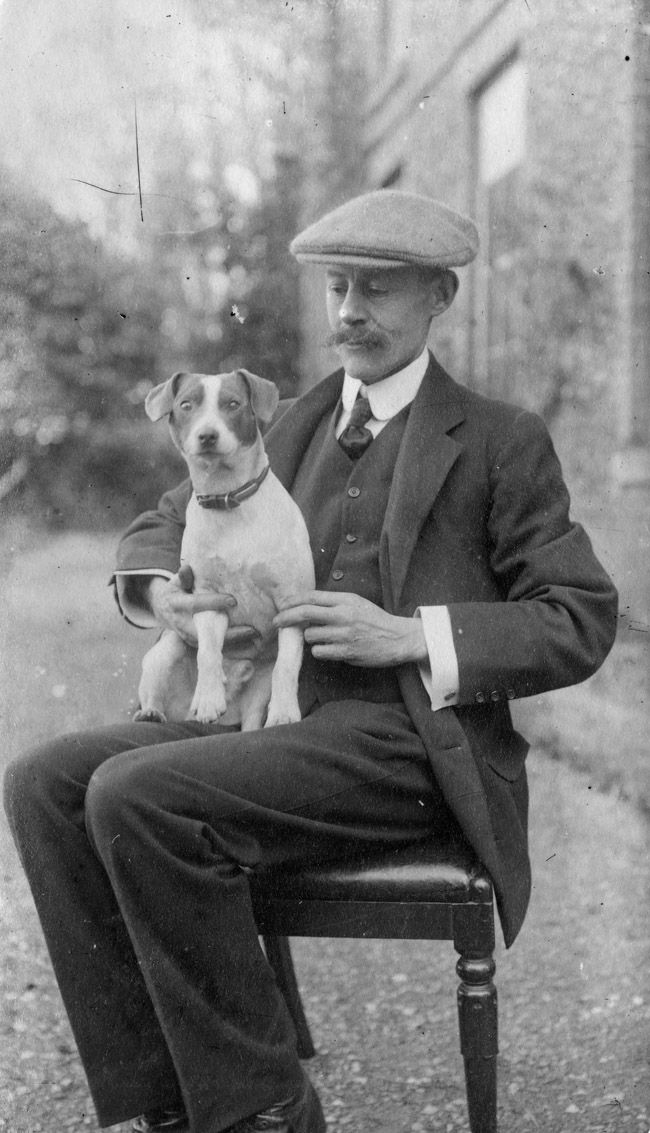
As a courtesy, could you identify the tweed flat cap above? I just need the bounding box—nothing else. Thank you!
[290,190,479,269]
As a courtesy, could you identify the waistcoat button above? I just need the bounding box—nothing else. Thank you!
[332,569,344,581]
[348,486,361,498]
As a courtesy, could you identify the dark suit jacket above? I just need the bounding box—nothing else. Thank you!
[116,354,618,945]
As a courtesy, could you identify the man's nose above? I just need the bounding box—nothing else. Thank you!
[339,287,367,324]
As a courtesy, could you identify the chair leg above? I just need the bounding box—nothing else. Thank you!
[262,935,316,1059]
[456,953,498,1133]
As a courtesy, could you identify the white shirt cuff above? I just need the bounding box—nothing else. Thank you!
[415,606,459,711]
[113,569,174,628]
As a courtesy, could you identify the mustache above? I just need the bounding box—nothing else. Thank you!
[324,328,389,350]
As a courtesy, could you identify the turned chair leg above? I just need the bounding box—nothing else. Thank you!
[456,951,498,1133]
[263,935,316,1059]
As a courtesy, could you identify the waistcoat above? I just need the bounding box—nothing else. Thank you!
[291,403,410,708]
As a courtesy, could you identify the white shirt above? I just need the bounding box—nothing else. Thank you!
[115,347,460,711]
[336,348,430,439]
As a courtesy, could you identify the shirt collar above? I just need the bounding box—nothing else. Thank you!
[341,347,430,420]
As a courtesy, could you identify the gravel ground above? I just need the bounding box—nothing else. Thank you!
[1,530,649,1132]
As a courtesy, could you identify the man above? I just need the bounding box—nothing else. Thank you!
[4,191,617,1133]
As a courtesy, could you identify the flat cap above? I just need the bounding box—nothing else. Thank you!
[290,190,479,270]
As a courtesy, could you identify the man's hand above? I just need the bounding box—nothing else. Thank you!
[273,591,428,668]
[147,572,257,650]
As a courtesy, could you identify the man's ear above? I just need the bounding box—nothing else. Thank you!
[237,369,280,425]
[144,372,186,421]
[430,270,459,318]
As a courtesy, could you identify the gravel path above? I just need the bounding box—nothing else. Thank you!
[2,751,648,1133]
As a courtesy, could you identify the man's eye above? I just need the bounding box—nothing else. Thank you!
[367,287,388,298]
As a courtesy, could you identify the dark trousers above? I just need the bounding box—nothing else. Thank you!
[4,700,452,1132]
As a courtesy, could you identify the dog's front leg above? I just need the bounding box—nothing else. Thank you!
[190,610,229,723]
[265,625,304,727]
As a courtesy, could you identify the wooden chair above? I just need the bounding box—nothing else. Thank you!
[251,833,498,1133]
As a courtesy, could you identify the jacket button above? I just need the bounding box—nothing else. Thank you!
[506,688,516,700]
[348,486,361,498]
[345,533,357,543]
[332,569,344,581]
[475,692,485,704]
[490,690,500,701]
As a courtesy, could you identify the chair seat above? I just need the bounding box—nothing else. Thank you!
[252,835,492,905]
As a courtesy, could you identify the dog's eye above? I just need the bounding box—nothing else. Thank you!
[227,399,241,411]
[179,400,192,411]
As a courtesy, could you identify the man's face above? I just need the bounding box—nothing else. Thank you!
[325,265,455,384]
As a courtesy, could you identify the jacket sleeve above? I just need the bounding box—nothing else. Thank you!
[448,411,618,705]
[111,479,191,626]
[115,478,191,574]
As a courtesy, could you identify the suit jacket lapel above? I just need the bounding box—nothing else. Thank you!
[265,371,343,489]
[380,354,466,612]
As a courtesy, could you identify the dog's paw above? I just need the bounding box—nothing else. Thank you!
[190,687,228,724]
[264,699,301,728]
[134,708,167,724]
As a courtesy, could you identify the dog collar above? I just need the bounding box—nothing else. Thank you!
[195,464,271,510]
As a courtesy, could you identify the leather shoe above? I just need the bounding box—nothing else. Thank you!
[132,1106,189,1132]
[230,1071,325,1132]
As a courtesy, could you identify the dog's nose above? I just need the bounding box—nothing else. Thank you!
[198,428,219,446]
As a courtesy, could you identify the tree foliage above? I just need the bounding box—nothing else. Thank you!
[0,176,171,526]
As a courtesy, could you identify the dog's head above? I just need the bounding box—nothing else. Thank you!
[144,370,279,460]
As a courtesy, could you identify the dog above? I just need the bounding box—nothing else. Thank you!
[134,368,315,731]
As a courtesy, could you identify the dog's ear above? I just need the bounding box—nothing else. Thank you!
[237,369,279,425]
[144,373,186,421]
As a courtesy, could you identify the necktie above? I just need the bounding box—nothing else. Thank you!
[338,392,373,460]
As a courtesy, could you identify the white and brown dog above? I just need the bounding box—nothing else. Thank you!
[135,369,315,730]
